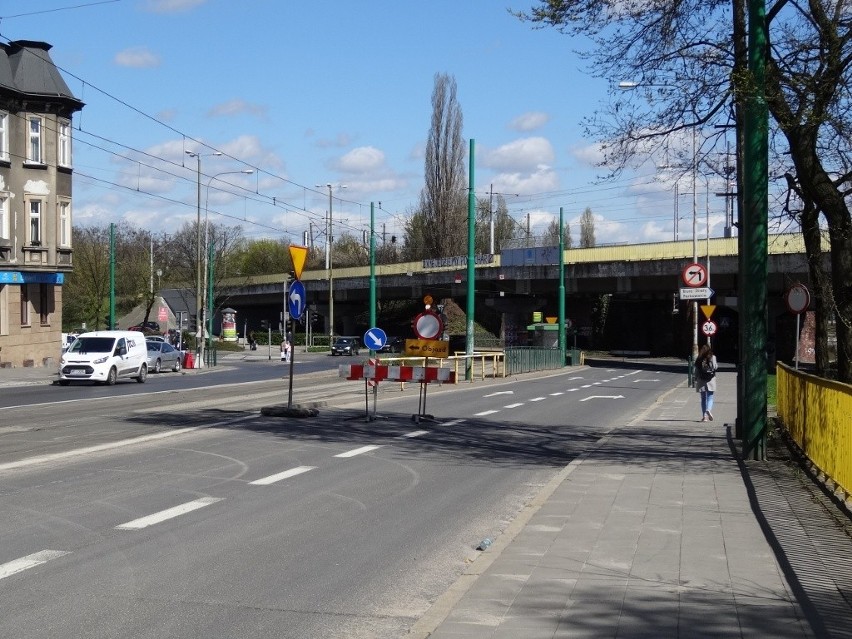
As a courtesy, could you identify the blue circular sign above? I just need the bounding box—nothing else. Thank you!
[363,327,387,351]
[288,280,306,320]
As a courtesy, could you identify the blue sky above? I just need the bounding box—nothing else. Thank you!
[1,0,720,247]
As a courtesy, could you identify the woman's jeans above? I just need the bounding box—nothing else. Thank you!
[701,390,715,415]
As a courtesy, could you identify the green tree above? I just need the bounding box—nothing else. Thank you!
[407,72,468,259]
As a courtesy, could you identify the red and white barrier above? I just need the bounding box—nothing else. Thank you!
[339,363,455,384]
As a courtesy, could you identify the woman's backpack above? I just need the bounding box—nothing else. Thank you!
[697,357,716,381]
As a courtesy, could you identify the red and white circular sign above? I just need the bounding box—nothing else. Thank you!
[413,310,443,340]
[681,262,708,287]
[702,320,717,336]
[785,284,810,315]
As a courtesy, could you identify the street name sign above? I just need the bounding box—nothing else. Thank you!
[679,286,714,300]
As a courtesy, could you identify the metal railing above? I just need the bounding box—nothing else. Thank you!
[504,347,565,375]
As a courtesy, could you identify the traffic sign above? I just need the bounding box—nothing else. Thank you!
[785,284,810,314]
[289,245,308,280]
[702,320,718,336]
[363,327,387,351]
[287,279,306,320]
[413,310,443,340]
[679,286,714,300]
[701,304,716,319]
[681,262,708,287]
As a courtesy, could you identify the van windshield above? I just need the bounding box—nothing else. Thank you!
[69,337,115,354]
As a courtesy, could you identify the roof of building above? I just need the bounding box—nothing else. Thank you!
[0,40,83,110]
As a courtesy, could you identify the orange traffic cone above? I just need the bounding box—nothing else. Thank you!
[183,351,195,369]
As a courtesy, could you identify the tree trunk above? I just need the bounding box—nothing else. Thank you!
[799,206,832,376]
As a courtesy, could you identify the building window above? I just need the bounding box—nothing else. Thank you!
[58,120,71,167]
[58,201,71,247]
[39,284,50,325]
[20,285,29,326]
[0,112,8,161]
[27,116,43,164]
[0,195,8,240]
[29,200,42,245]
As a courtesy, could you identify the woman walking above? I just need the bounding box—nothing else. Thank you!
[694,344,718,422]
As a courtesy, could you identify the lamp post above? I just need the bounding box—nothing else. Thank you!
[186,150,221,368]
[202,169,253,363]
[315,182,347,344]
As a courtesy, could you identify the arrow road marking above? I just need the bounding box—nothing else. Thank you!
[633,378,660,383]
[579,395,625,402]
[0,550,70,581]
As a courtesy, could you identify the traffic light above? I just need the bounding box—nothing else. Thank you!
[261,319,269,330]
[189,315,197,333]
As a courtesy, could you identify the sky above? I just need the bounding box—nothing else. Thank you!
[0,0,731,249]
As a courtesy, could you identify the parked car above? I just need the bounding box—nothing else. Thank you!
[146,339,182,373]
[330,337,360,356]
[379,336,405,353]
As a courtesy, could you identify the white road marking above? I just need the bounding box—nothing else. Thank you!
[115,497,223,530]
[529,397,546,402]
[567,376,583,380]
[0,427,201,472]
[442,419,466,426]
[0,550,69,581]
[579,395,626,402]
[549,392,563,396]
[581,384,593,388]
[250,466,316,486]
[634,378,660,383]
[334,445,382,458]
[503,403,524,409]
[567,388,579,392]
[474,410,499,416]
[400,430,429,438]
[483,391,514,397]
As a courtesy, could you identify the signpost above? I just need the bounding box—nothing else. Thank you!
[679,287,715,300]
[785,284,810,370]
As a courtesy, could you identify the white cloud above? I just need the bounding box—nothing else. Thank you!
[334,146,386,173]
[571,142,606,167]
[509,112,550,132]
[483,137,555,172]
[491,164,559,195]
[114,46,160,68]
[208,99,268,119]
[144,0,206,13]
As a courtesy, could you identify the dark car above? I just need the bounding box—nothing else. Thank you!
[330,337,360,356]
[379,336,405,353]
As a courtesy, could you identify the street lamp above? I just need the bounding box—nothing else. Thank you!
[186,149,222,368]
[202,169,253,362]
[315,182,347,344]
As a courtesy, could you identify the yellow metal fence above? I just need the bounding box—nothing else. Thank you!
[776,363,852,498]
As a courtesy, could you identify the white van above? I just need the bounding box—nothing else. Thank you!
[58,330,148,386]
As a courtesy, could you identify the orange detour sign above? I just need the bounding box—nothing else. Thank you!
[288,245,308,280]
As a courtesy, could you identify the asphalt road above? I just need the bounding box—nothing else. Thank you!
[0,361,682,638]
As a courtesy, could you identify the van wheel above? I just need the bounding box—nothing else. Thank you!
[153,359,161,373]
[136,364,147,383]
[106,367,117,386]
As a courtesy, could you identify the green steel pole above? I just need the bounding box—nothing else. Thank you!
[109,223,115,329]
[558,207,566,361]
[369,202,376,331]
[465,139,476,381]
[207,237,214,353]
[742,0,769,459]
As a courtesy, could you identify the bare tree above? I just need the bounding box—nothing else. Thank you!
[514,0,852,381]
[408,73,468,258]
[543,218,573,249]
[579,207,596,248]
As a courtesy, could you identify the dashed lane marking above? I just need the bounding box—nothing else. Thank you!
[529,397,546,402]
[334,445,382,458]
[400,430,429,438]
[474,410,499,417]
[250,466,316,486]
[0,550,69,581]
[115,497,223,530]
[503,403,524,409]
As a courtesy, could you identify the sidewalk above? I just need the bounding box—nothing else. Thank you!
[411,371,852,638]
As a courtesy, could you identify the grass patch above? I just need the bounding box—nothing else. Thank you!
[767,372,777,409]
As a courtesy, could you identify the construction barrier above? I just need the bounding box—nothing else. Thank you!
[339,364,455,384]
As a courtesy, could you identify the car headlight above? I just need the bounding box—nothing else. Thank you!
[93,356,108,364]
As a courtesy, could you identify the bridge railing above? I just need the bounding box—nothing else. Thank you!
[504,347,565,375]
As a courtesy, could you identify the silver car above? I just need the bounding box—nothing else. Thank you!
[146,340,182,373]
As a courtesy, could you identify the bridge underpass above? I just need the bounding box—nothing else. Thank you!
[215,234,816,362]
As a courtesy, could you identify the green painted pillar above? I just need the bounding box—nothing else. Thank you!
[558,207,566,362]
[465,139,476,381]
[741,0,769,459]
[369,202,377,331]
